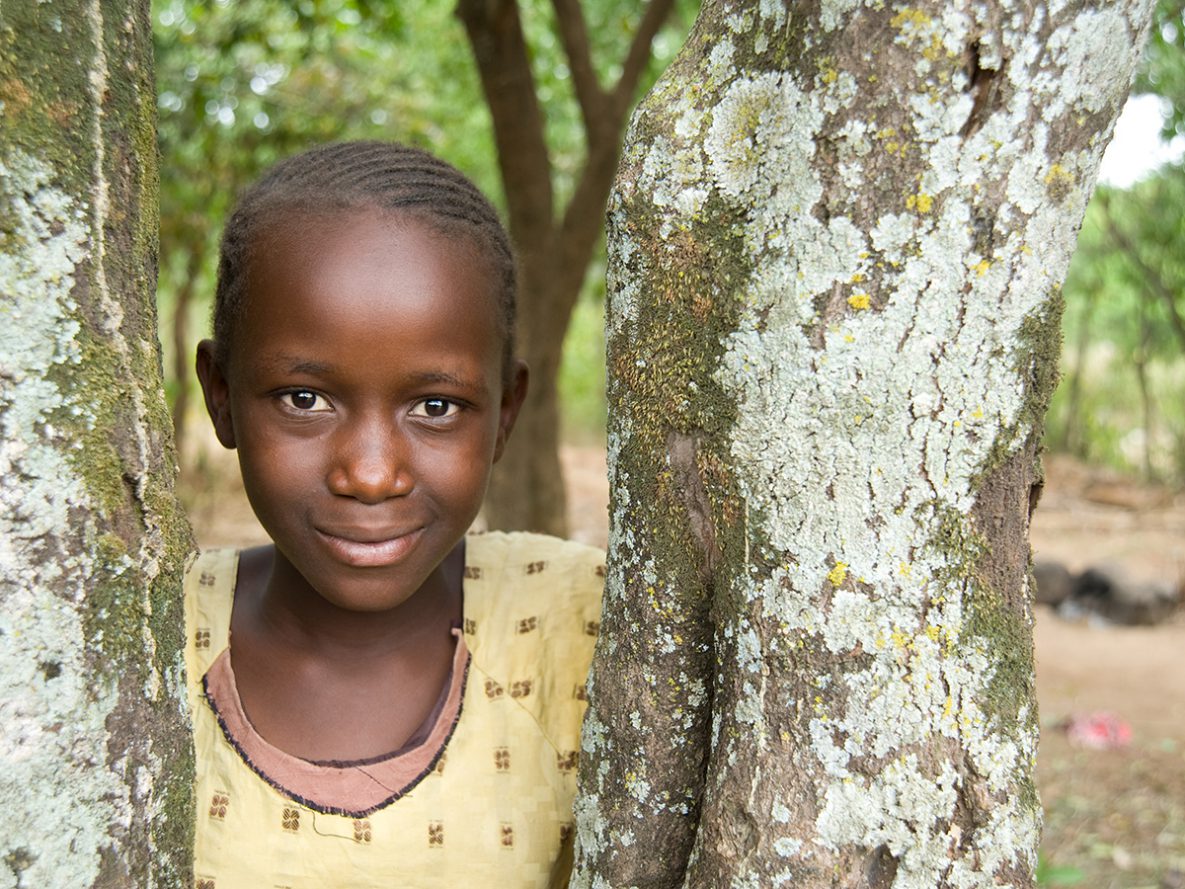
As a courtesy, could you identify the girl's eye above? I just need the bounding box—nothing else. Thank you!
[281,390,330,412]
[411,398,460,419]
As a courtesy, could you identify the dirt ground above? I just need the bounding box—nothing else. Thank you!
[184,446,1185,887]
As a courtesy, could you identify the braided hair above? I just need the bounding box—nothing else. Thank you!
[213,141,517,373]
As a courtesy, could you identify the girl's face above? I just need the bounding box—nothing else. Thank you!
[197,209,526,612]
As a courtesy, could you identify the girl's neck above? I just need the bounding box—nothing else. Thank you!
[235,542,464,659]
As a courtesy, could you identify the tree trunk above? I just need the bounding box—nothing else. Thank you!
[1061,288,1096,457]
[484,282,573,535]
[574,2,1152,887]
[458,0,676,535]
[1135,307,1155,480]
[170,246,204,458]
[0,2,194,887]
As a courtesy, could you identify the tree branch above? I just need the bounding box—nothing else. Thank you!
[455,0,555,244]
[553,0,678,294]
[1099,194,1185,353]
[608,0,677,121]
[550,0,606,140]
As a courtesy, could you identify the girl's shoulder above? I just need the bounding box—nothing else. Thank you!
[183,548,241,679]
[460,531,604,750]
[463,529,604,569]
[462,530,605,617]
[183,547,240,592]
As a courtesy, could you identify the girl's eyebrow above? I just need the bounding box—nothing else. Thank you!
[409,370,487,392]
[264,355,334,376]
[261,355,486,391]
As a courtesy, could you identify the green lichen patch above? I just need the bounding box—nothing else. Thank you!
[0,2,98,197]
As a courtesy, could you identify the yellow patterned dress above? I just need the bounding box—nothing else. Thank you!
[184,531,604,889]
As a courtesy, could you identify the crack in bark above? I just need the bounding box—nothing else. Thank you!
[667,430,722,583]
[960,40,1004,139]
[862,843,900,888]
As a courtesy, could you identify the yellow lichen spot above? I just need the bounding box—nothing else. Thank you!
[943,695,954,718]
[906,191,934,214]
[844,333,855,343]
[827,562,848,586]
[1044,163,1074,187]
[850,272,865,284]
[848,292,871,311]
[890,627,910,650]
[853,414,864,426]
[971,405,984,420]
[780,730,791,742]
[891,8,931,29]
[972,259,991,276]
[822,68,838,85]
[673,633,683,645]
[1021,244,1033,255]
[898,561,912,578]
[925,624,941,642]
[874,633,886,650]
[1044,163,1076,201]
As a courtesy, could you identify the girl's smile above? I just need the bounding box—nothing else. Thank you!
[313,526,424,569]
[197,208,527,618]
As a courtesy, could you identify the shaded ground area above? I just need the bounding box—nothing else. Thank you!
[184,447,1184,887]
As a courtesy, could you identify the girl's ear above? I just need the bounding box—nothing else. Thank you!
[195,339,237,450]
[493,360,529,463]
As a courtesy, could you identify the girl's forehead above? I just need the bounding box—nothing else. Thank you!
[234,209,507,366]
[254,206,500,299]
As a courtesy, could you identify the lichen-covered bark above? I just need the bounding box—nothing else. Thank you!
[573,2,1152,887]
[0,2,194,887]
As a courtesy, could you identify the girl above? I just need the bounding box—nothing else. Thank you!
[189,141,604,888]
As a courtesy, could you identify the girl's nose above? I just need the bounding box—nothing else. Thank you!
[326,421,413,503]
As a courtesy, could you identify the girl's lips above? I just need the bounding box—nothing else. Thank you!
[315,527,423,568]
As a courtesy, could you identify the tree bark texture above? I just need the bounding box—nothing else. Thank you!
[574,2,1151,887]
[0,2,194,887]
[458,0,675,535]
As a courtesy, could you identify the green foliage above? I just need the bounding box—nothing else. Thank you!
[1035,853,1085,887]
[154,0,493,247]
[1047,0,1185,483]
[558,266,608,442]
[1137,0,1185,137]
[1049,166,1185,482]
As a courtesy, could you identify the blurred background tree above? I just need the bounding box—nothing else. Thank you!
[1047,0,1185,484]
[154,0,693,534]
